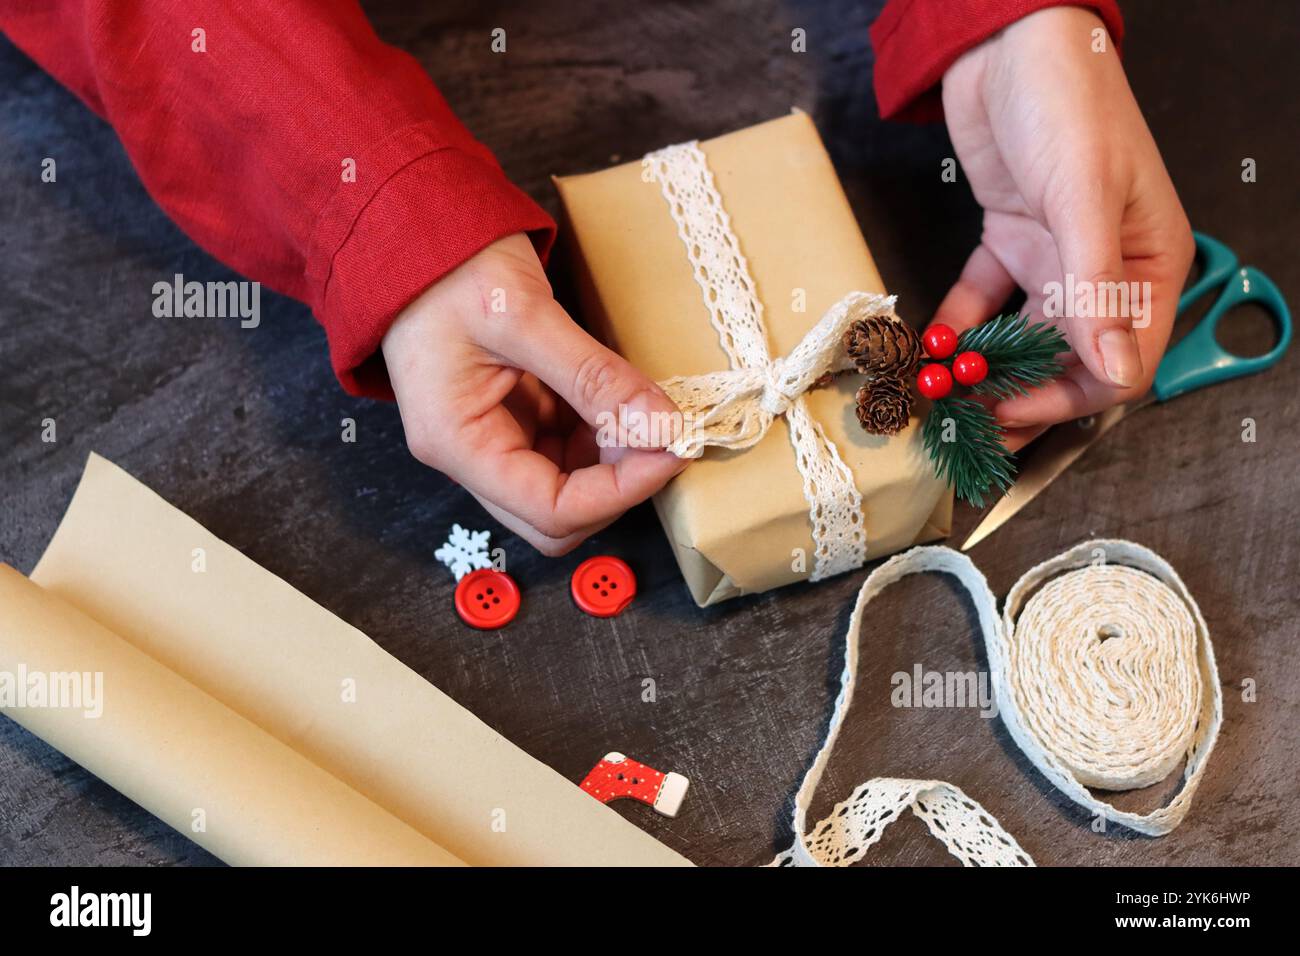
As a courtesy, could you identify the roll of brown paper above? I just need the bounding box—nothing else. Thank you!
[0,567,460,865]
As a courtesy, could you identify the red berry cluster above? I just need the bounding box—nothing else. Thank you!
[916,324,988,399]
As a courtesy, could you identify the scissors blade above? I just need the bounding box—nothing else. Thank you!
[959,404,1134,551]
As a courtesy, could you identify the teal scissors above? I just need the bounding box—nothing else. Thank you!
[962,231,1292,550]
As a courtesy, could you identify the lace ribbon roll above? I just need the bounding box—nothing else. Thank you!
[774,540,1220,866]
[994,540,1222,836]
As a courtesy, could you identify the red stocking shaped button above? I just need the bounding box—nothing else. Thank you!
[579,751,689,818]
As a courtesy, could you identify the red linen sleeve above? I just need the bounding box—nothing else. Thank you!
[870,0,1124,122]
[0,0,555,398]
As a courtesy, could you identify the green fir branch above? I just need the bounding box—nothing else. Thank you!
[956,314,1068,401]
[922,397,1015,508]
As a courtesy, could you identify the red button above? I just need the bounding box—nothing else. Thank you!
[454,569,520,630]
[571,556,636,617]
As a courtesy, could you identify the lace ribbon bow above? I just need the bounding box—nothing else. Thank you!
[659,291,897,458]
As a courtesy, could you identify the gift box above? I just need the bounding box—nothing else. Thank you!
[554,111,952,606]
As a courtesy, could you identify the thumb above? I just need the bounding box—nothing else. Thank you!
[1046,186,1142,389]
[491,299,682,449]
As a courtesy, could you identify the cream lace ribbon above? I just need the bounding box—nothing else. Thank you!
[773,540,1221,866]
[645,140,892,581]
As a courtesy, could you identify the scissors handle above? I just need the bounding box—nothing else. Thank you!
[1175,232,1239,314]
[1154,238,1292,402]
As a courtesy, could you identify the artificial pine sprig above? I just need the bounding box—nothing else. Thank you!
[955,314,1069,401]
[850,312,1067,508]
[921,397,1015,508]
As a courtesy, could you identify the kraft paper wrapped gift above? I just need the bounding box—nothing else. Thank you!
[554,112,952,606]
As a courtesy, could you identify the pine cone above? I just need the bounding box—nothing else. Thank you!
[844,316,923,378]
[855,375,913,436]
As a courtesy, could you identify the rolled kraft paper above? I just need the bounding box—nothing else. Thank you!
[554,111,953,605]
[0,567,461,866]
[8,453,690,867]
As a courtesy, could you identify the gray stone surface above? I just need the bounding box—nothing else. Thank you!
[0,0,1296,866]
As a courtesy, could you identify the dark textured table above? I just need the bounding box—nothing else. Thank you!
[1,1,1296,867]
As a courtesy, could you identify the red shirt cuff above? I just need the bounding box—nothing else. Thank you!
[871,0,1125,122]
[306,121,556,399]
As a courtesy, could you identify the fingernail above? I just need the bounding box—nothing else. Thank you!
[625,387,682,448]
[998,419,1031,429]
[1098,329,1142,388]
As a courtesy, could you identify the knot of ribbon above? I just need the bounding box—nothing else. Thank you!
[760,363,797,417]
[659,290,898,458]
[645,139,902,580]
